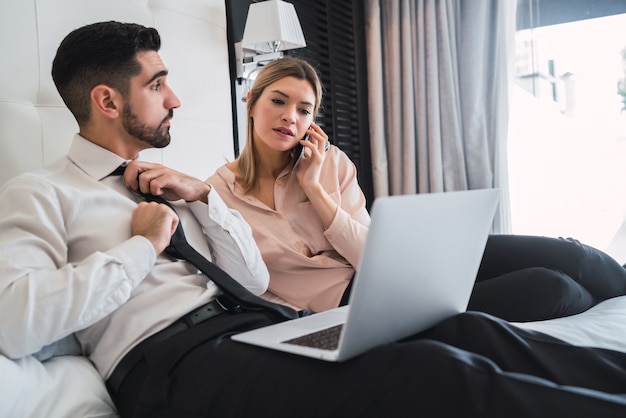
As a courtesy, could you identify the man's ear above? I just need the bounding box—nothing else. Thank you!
[90,85,121,119]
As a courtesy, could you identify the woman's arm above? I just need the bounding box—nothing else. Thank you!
[320,151,370,268]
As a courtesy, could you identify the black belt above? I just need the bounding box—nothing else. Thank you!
[106,299,227,396]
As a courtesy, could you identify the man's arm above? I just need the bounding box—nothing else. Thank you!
[188,189,270,295]
[123,160,211,203]
[123,161,270,295]
[0,176,170,358]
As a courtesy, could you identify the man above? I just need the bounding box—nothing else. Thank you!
[1,21,626,418]
[0,18,270,403]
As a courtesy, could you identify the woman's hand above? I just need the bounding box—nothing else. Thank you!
[293,122,338,228]
[294,121,329,191]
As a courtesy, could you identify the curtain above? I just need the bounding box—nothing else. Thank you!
[364,0,516,233]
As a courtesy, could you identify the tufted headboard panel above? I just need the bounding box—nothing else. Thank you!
[0,0,234,185]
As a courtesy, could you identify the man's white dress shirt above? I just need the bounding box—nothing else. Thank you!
[0,135,269,378]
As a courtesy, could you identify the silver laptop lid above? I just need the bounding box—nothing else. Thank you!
[336,189,499,360]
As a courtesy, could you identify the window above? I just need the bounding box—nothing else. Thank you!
[510,1,626,260]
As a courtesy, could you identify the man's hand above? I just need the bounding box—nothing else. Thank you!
[131,201,178,253]
[123,161,211,203]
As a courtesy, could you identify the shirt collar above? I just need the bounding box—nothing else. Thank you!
[67,134,131,181]
[217,163,293,190]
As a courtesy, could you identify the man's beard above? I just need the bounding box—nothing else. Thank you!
[122,105,173,149]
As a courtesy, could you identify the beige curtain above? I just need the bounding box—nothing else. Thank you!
[364,0,516,233]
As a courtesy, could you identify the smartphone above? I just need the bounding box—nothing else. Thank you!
[292,134,310,170]
[292,123,330,170]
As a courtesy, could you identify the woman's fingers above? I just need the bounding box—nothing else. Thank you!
[307,122,329,153]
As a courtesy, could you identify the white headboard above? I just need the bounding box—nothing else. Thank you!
[0,0,235,185]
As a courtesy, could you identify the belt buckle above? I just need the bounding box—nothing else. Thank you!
[216,294,245,313]
[183,301,222,327]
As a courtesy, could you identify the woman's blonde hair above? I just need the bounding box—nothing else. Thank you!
[238,56,323,193]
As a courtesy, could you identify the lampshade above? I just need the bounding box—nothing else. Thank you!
[241,0,306,53]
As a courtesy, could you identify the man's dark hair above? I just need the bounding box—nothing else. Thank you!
[51,21,161,126]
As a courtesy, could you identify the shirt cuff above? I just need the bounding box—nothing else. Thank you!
[324,206,349,242]
[188,186,230,228]
[107,235,157,288]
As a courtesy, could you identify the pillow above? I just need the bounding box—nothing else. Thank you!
[0,354,118,418]
[33,333,82,361]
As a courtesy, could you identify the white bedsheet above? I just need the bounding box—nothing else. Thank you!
[513,295,626,352]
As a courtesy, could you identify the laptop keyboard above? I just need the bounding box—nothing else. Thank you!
[283,324,344,350]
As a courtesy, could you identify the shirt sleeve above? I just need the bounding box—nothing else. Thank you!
[0,176,156,359]
[323,150,371,269]
[188,187,269,296]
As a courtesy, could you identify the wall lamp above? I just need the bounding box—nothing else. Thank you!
[235,0,306,83]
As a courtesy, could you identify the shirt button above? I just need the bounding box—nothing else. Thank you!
[275,213,283,220]
[294,242,302,251]
[326,234,333,241]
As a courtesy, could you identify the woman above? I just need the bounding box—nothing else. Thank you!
[207,56,626,320]
[207,57,368,312]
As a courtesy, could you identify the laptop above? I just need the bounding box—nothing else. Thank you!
[231,189,499,361]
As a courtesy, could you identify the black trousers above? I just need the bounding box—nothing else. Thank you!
[469,235,626,321]
[111,234,626,417]
[111,310,626,418]
[341,234,626,321]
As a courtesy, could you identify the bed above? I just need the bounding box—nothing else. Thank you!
[2,1,626,417]
[2,296,626,418]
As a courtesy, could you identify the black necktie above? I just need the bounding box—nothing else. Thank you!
[142,192,298,321]
[105,163,299,321]
[108,164,128,177]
